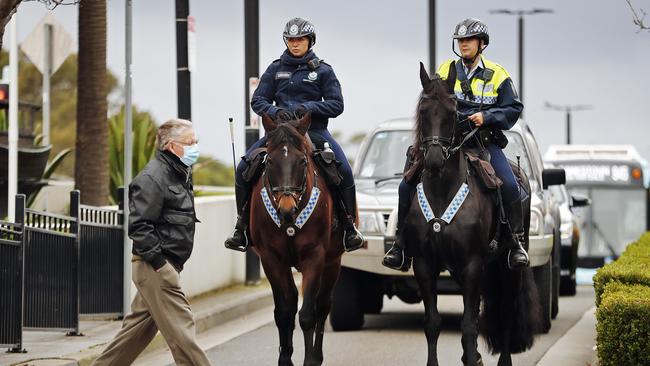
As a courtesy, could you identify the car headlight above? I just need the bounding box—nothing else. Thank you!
[357,211,383,235]
[560,221,572,241]
[529,211,542,235]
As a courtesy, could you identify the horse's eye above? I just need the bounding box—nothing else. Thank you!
[301,158,307,166]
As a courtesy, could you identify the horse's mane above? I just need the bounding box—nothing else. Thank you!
[267,121,313,154]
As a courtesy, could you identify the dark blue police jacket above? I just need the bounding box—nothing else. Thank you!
[251,50,343,129]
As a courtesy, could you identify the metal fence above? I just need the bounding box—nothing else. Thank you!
[79,196,124,316]
[0,195,25,353]
[23,190,80,334]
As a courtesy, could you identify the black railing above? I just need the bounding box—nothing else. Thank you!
[0,195,25,353]
[79,198,124,316]
[23,191,80,335]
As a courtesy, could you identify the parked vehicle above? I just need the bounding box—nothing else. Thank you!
[330,119,564,333]
[547,178,591,296]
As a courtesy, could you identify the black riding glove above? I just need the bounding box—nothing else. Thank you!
[295,105,310,118]
[275,109,294,121]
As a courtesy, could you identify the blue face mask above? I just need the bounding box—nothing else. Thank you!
[180,143,199,167]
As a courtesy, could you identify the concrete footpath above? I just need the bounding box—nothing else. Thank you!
[3,282,599,366]
[1,279,277,366]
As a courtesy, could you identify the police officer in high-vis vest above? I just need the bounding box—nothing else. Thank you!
[382,18,528,271]
[225,17,364,253]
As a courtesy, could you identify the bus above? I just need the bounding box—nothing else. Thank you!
[544,145,649,269]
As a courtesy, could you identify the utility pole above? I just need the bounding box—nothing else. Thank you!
[7,15,18,222]
[545,101,592,145]
[428,0,436,74]
[489,9,553,104]
[244,0,261,285]
[175,0,191,120]
[123,0,134,314]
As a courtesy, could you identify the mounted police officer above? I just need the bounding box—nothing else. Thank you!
[225,17,364,253]
[383,18,528,271]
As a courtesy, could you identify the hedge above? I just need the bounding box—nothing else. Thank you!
[593,233,650,306]
[596,282,650,366]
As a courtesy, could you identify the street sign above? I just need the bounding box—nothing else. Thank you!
[20,12,73,76]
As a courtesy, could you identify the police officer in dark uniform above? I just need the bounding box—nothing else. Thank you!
[225,17,364,252]
[382,18,529,271]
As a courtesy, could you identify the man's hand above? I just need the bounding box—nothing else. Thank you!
[295,105,309,118]
[468,112,484,127]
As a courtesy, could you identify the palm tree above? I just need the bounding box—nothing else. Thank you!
[75,0,109,205]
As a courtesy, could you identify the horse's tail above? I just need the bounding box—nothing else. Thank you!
[480,258,542,354]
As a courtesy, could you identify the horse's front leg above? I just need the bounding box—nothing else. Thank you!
[312,259,342,365]
[413,255,442,366]
[298,248,325,366]
[260,254,299,366]
[460,258,484,366]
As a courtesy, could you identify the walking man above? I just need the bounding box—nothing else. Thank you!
[93,118,210,365]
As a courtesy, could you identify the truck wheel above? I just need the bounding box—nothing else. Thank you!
[533,258,552,333]
[360,272,384,314]
[330,267,364,331]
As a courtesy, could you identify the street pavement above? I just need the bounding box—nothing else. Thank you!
[138,286,596,366]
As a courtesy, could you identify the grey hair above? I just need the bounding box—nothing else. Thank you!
[157,118,193,150]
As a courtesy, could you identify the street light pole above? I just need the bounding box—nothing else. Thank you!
[244,0,261,286]
[545,101,592,145]
[428,0,436,74]
[175,0,191,120]
[490,9,553,105]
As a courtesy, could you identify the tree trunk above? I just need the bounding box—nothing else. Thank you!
[75,0,108,205]
[0,0,22,50]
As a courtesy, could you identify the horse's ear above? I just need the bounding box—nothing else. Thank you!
[419,61,431,89]
[262,114,278,133]
[295,112,311,136]
[446,61,457,94]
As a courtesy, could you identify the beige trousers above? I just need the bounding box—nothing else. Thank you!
[92,257,211,366]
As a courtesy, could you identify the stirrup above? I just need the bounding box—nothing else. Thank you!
[507,241,529,269]
[343,226,364,252]
[382,246,411,272]
[224,228,249,252]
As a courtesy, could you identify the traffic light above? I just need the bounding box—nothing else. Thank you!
[0,83,8,110]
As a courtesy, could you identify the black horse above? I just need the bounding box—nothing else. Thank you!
[402,62,542,366]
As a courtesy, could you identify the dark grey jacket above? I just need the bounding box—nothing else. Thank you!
[129,150,198,271]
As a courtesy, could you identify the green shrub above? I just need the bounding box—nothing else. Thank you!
[596,282,650,366]
[593,233,650,306]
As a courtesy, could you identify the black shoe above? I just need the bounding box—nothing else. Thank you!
[343,224,364,252]
[225,216,249,252]
[508,240,529,269]
[382,241,411,272]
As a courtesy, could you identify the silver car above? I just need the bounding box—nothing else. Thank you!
[330,118,564,333]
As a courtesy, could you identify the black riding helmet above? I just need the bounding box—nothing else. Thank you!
[452,18,489,64]
[283,17,317,49]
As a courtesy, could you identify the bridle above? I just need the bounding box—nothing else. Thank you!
[265,149,309,206]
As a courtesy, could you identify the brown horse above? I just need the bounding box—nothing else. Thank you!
[249,113,344,366]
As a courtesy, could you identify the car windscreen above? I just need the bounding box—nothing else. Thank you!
[502,131,535,184]
[357,130,412,179]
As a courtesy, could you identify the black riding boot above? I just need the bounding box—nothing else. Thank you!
[340,185,365,252]
[382,202,411,272]
[504,199,530,269]
[224,184,251,252]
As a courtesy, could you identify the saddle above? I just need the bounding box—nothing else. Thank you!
[241,139,343,188]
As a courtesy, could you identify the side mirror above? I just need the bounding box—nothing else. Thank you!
[542,168,566,189]
[571,193,591,208]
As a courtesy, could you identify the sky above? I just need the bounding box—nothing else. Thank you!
[8,0,650,166]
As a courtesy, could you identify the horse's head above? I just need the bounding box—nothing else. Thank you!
[262,112,312,224]
[416,61,458,172]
